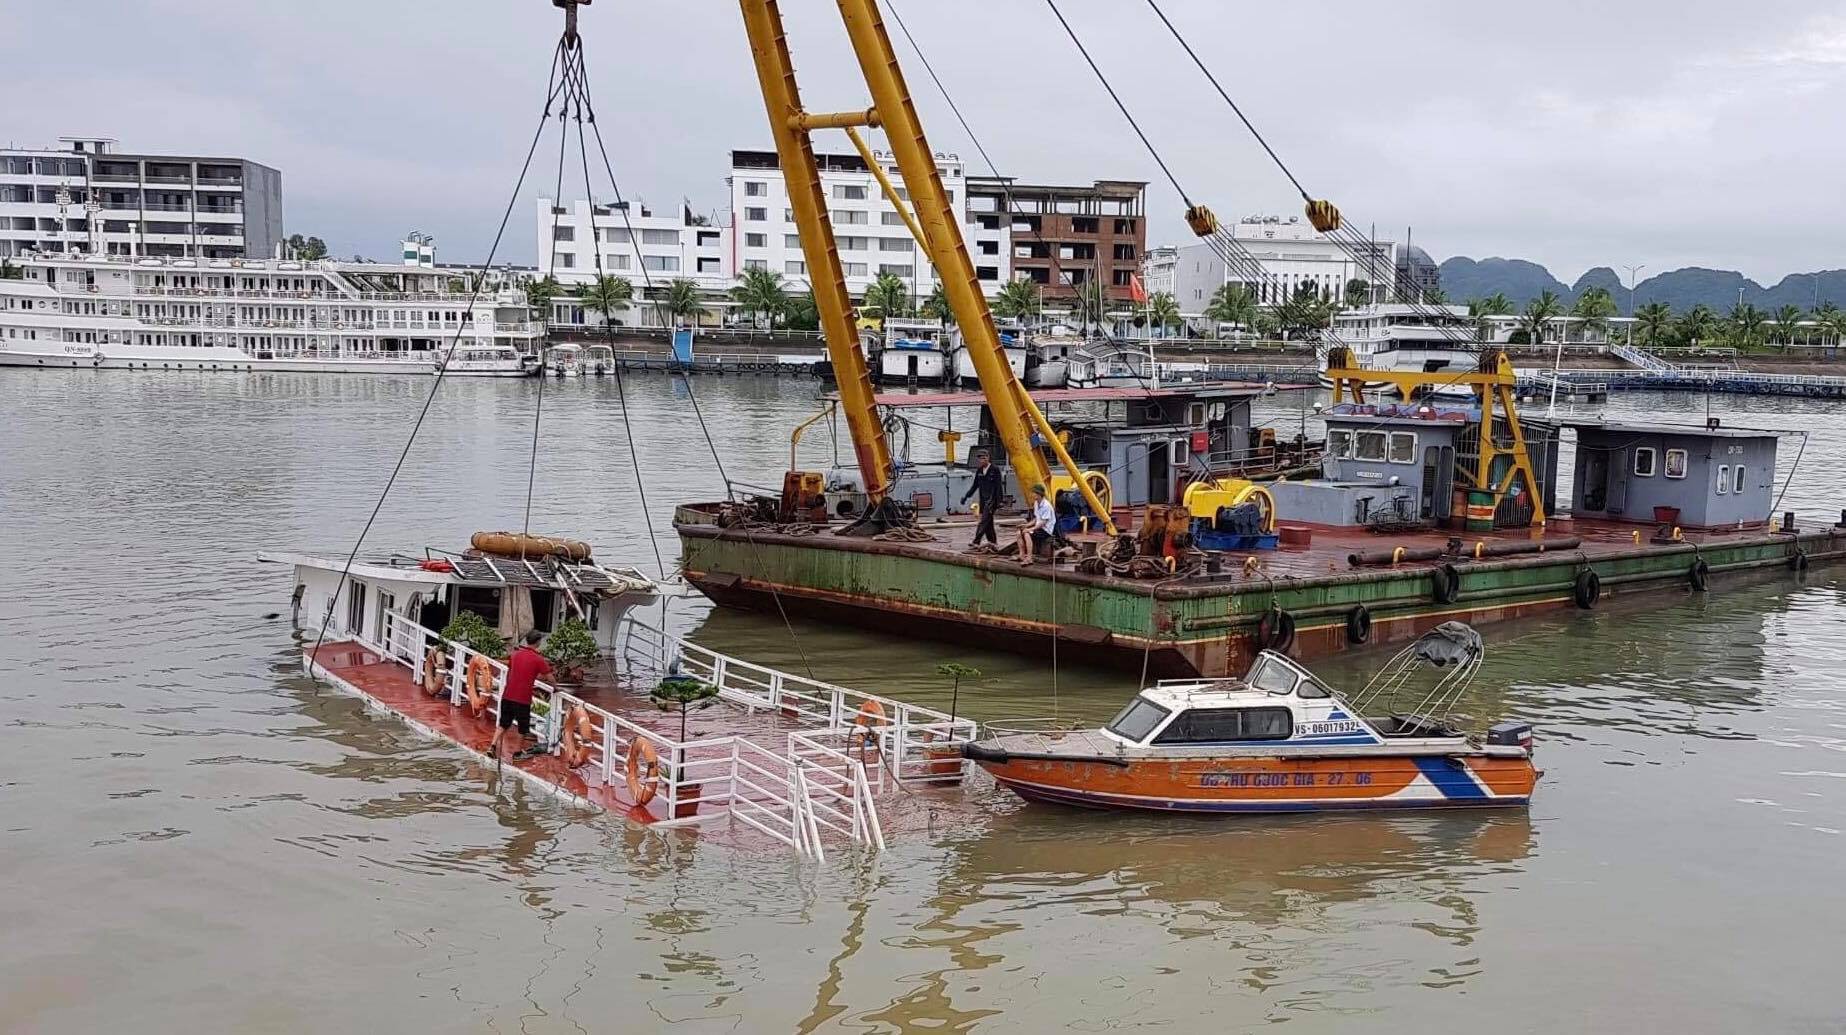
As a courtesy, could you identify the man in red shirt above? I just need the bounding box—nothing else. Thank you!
[490,630,553,761]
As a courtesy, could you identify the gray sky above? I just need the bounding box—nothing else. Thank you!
[6,1,1843,282]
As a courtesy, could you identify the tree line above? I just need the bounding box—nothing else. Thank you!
[1467,287,1846,349]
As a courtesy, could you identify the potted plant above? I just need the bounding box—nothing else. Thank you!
[540,617,599,685]
[440,611,506,660]
[650,675,721,817]
[929,663,982,781]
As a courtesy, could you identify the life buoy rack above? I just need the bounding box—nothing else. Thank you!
[625,738,661,804]
[464,655,497,717]
[422,646,449,696]
[1689,557,1710,592]
[1255,606,1297,652]
[1345,604,1372,645]
[560,704,597,768]
[1431,563,1461,605]
[1573,569,1602,609]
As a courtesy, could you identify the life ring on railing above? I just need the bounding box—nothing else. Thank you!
[1345,604,1372,645]
[560,703,597,768]
[1689,557,1710,592]
[849,700,888,751]
[625,738,661,804]
[464,655,497,717]
[421,646,449,696]
[1573,569,1602,609]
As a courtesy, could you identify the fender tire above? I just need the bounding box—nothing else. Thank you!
[1431,563,1461,605]
[1689,558,1710,592]
[1573,568,1602,609]
[1345,604,1372,645]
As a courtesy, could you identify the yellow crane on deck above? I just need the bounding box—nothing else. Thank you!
[737,0,1118,536]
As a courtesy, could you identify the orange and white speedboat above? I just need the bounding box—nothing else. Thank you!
[965,623,1538,814]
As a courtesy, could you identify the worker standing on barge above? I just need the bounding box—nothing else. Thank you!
[961,450,1002,548]
[490,630,552,762]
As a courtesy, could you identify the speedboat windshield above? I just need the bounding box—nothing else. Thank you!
[1247,655,1298,694]
[1105,697,1170,743]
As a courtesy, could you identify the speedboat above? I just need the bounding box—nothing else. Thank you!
[548,342,585,376]
[964,623,1537,813]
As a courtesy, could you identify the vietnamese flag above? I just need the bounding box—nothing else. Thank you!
[1128,273,1148,304]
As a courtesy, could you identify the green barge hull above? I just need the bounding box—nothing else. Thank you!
[675,504,1843,677]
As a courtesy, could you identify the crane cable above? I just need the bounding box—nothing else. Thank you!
[308,40,570,683]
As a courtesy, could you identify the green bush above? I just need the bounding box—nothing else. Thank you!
[440,611,506,659]
[541,617,599,673]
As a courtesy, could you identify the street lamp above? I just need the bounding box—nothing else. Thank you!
[1622,263,1646,344]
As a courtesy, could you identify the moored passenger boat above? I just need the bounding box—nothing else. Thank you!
[964,623,1538,813]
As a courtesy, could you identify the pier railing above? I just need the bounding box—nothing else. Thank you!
[364,612,899,860]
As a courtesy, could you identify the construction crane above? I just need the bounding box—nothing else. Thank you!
[737,0,1118,536]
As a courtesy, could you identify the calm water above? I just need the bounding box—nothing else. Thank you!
[3,370,1844,1032]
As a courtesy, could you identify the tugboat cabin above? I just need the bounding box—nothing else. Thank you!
[1551,419,1780,530]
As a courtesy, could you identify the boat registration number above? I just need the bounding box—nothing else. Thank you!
[1199,771,1374,788]
[1296,720,1365,736]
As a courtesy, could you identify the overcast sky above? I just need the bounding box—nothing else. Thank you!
[6,1,1843,282]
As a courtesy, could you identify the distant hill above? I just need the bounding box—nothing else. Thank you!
[1438,257,1846,313]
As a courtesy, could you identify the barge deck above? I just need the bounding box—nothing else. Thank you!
[676,506,1844,677]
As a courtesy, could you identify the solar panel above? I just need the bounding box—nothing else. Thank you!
[447,557,622,590]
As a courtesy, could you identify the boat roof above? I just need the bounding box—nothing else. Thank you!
[257,550,651,593]
[854,384,1286,408]
[1538,417,1787,440]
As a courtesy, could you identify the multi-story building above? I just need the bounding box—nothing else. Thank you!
[729,147,964,299]
[536,198,730,289]
[1,137,282,261]
[1152,215,1400,316]
[965,177,1147,303]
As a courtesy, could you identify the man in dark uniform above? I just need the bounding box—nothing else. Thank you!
[959,450,1003,548]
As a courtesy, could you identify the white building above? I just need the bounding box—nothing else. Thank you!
[1,136,282,261]
[728,147,967,299]
[537,198,729,288]
[1151,215,1398,316]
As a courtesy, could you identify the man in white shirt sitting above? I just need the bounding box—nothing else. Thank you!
[1016,483,1055,565]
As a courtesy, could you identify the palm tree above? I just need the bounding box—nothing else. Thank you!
[1570,286,1617,343]
[1146,291,1182,338]
[919,284,956,327]
[577,274,633,326]
[782,291,820,332]
[1518,290,1563,346]
[728,267,788,329]
[1204,283,1258,330]
[1727,302,1766,349]
[1633,301,1674,345]
[1675,304,1717,346]
[861,271,910,321]
[1467,293,1513,343]
[1275,281,1334,341]
[661,278,707,326]
[1828,310,1846,351]
[991,278,1040,322]
[1771,304,1804,349]
[524,275,563,323]
[1342,278,1372,308]
[1810,302,1841,347]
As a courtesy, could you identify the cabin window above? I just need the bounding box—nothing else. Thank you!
[1247,656,1298,694]
[1188,402,1206,426]
[1169,438,1190,465]
[1733,464,1746,494]
[1105,698,1171,743]
[1633,447,1657,477]
[1354,430,1387,462]
[1327,428,1352,458]
[1715,464,1729,494]
[455,586,502,628]
[1153,707,1294,744]
[1388,431,1417,464]
[346,581,367,636]
[1664,448,1688,479]
[1296,678,1332,700]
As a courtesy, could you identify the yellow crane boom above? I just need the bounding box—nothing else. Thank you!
[738,0,1117,536]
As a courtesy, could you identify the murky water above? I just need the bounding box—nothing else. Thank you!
[3,369,1844,1032]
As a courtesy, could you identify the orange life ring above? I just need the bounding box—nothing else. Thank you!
[422,647,449,696]
[561,705,597,768]
[625,739,661,804]
[849,700,888,751]
[464,655,497,717]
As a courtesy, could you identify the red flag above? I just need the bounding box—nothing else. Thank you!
[1128,272,1148,304]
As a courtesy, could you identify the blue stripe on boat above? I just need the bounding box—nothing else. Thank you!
[1002,778,1523,813]
[1412,756,1488,800]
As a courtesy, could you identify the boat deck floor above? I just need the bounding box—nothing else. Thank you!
[305,641,982,842]
[865,513,1785,583]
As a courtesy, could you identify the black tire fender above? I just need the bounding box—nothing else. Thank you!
[1689,557,1710,592]
[1345,604,1372,645]
[1573,568,1602,609]
[1431,563,1461,605]
[1256,607,1297,652]
[1791,549,1810,573]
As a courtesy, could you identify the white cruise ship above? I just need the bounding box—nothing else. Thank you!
[1324,302,1480,400]
[0,252,541,375]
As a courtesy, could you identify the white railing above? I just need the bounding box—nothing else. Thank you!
[1611,341,1676,372]
[361,612,912,860]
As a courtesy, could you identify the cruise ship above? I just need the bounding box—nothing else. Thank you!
[1324,303,1480,400]
[0,252,542,375]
